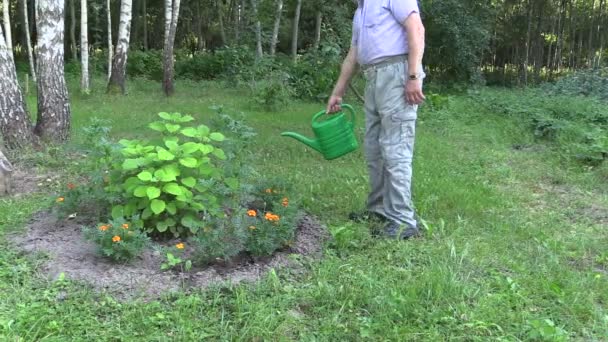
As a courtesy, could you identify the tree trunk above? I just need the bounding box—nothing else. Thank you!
[107,0,133,94]
[0,28,36,149]
[162,0,180,96]
[217,0,226,46]
[269,0,282,56]
[195,0,203,50]
[80,0,89,93]
[164,0,171,40]
[0,148,13,196]
[250,0,262,59]
[313,9,321,50]
[587,0,595,67]
[69,0,77,60]
[598,0,605,67]
[290,0,301,62]
[3,0,12,51]
[523,0,532,85]
[142,0,147,50]
[23,0,37,82]
[106,0,112,81]
[35,0,71,142]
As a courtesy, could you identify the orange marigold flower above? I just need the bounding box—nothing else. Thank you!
[112,235,121,243]
[176,243,185,249]
[67,183,76,190]
[56,197,65,203]
[265,188,272,193]
[264,212,280,222]
[99,225,109,231]
[122,223,129,229]
[247,210,257,217]
[282,197,289,207]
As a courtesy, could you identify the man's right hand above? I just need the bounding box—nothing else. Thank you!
[326,95,343,114]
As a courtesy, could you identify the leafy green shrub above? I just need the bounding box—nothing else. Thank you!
[190,213,248,264]
[82,218,150,263]
[104,112,234,237]
[286,44,342,101]
[249,70,294,111]
[175,53,224,80]
[543,68,608,101]
[127,50,163,81]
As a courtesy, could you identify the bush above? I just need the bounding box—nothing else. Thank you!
[542,68,608,101]
[82,217,150,263]
[127,50,163,81]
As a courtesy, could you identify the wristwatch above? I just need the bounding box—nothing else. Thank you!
[408,73,423,81]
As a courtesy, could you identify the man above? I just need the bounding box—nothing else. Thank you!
[326,0,425,239]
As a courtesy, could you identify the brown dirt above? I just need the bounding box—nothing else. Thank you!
[9,168,45,198]
[9,211,329,301]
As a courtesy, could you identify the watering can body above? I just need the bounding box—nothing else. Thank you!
[281,104,359,160]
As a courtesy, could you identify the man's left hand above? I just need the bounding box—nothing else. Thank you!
[405,79,425,105]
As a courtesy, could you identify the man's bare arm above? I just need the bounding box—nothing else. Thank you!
[403,12,425,105]
[326,46,358,113]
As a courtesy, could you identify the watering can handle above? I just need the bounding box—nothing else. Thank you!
[313,104,356,125]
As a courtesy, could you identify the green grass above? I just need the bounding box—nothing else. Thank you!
[1,76,607,340]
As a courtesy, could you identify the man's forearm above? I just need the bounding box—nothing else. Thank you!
[405,15,425,76]
[331,47,358,97]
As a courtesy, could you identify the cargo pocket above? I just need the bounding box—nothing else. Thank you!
[380,118,416,161]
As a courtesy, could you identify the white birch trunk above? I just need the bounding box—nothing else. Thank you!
[313,9,321,50]
[106,0,112,81]
[23,0,37,82]
[35,0,71,141]
[162,0,180,96]
[2,0,12,51]
[164,0,172,40]
[107,0,132,94]
[0,148,14,196]
[291,0,301,62]
[250,0,262,59]
[0,26,36,149]
[269,0,282,56]
[80,0,89,92]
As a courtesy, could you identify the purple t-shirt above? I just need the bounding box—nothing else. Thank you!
[351,0,420,66]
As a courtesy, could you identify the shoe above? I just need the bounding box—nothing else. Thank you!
[374,220,421,240]
[348,210,388,223]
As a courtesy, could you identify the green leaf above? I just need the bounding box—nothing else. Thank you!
[181,142,201,155]
[137,171,153,181]
[149,121,166,132]
[197,125,210,137]
[155,164,180,182]
[124,202,137,216]
[158,112,172,120]
[111,205,124,220]
[151,199,166,215]
[164,139,179,151]
[157,148,175,161]
[212,148,226,160]
[181,214,201,229]
[181,177,196,188]
[147,186,161,200]
[134,185,148,197]
[166,202,177,215]
[210,132,225,142]
[163,183,184,196]
[181,127,199,138]
[225,177,239,190]
[178,115,195,123]
[199,144,214,154]
[142,207,153,219]
[156,218,176,232]
[179,157,198,168]
[122,158,141,170]
[199,164,215,175]
[165,123,181,133]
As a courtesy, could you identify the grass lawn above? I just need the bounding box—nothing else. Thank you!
[0,76,606,340]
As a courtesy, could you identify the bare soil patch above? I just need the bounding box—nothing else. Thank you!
[9,210,329,301]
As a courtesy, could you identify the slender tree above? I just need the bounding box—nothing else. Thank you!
[0,27,36,149]
[269,0,283,56]
[35,0,72,142]
[69,0,77,60]
[81,0,89,93]
[250,0,262,58]
[107,0,133,94]
[162,0,181,96]
[22,0,37,82]
[291,0,302,62]
[106,0,112,80]
[2,0,12,51]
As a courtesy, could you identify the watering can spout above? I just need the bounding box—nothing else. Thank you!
[280,132,322,153]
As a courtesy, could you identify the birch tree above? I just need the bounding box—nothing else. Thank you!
[106,0,112,80]
[107,0,133,94]
[0,27,36,149]
[81,0,89,93]
[35,0,72,142]
[291,0,302,62]
[269,0,283,56]
[162,0,181,96]
[2,0,12,51]
[23,0,37,82]
[250,0,262,59]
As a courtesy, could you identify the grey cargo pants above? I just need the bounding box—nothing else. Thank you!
[361,55,420,229]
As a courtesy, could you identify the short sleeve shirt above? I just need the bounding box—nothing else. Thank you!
[351,0,420,65]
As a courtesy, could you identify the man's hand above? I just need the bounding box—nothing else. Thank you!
[326,95,343,114]
[405,79,425,105]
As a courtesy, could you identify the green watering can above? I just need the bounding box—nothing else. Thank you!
[281,104,359,160]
